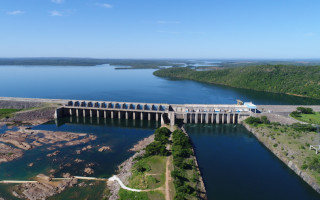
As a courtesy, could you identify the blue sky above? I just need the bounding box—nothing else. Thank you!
[0,0,319,59]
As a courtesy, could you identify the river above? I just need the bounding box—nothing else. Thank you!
[0,64,319,199]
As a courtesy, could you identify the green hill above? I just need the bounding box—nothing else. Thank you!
[153,65,320,99]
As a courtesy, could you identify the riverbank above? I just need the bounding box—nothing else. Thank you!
[242,119,320,194]
[153,65,320,100]
[107,134,158,200]
[181,126,207,199]
[172,126,208,200]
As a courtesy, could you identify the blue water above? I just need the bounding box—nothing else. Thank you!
[0,65,319,105]
[0,65,320,199]
[186,124,320,200]
[0,125,18,134]
[0,118,158,181]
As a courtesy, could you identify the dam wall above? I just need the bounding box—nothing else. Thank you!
[56,100,251,125]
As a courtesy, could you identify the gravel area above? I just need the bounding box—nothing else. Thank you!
[256,105,320,125]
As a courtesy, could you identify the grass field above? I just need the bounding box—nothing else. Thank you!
[291,112,320,125]
[0,109,21,119]
[128,155,166,190]
[119,155,167,200]
[119,189,164,200]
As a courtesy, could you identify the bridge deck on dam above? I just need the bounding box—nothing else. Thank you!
[55,100,251,125]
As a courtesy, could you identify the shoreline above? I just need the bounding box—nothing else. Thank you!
[181,125,207,200]
[107,134,155,200]
[242,122,320,194]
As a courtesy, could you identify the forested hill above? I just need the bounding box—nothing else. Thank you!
[153,65,320,99]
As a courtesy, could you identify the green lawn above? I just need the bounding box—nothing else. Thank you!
[0,109,21,119]
[291,112,320,125]
[119,189,164,200]
[119,155,167,200]
[128,155,166,190]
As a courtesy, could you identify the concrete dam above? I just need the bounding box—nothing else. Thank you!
[55,100,251,125]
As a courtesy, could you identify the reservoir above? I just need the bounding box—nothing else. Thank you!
[0,65,319,105]
[0,64,319,199]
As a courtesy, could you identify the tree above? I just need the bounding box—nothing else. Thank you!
[260,116,270,124]
[297,107,314,114]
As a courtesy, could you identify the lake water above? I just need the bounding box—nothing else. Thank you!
[0,118,158,199]
[0,65,319,105]
[0,65,320,199]
[186,124,320,200]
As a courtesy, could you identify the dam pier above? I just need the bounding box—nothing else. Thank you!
[55,100,251,125]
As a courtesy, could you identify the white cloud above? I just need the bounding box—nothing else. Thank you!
[7,10,24,15]
[50,10,63,16]
[304,32,316,37]
[95,3,113,8]
[157,20,180,24]
[52,0,64,3]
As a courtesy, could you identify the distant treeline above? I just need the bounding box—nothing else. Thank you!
[0,58,181,68]
[153,65,320,99]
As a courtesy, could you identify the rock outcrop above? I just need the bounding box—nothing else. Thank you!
[13,174,78,200]
[98,146,111,152]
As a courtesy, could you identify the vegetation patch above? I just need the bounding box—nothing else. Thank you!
[129,155,166,190]
[145,127,170,157]
[290,107,320,125]
[120,127,172,200]
[119,189,149,200]
[171,129,202,200]
[0,109,21,119]
[153,65,320,99]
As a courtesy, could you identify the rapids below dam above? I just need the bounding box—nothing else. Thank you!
[0,64,320,199]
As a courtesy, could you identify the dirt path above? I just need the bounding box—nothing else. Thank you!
[165,133,173,200]
[165,156,171,200]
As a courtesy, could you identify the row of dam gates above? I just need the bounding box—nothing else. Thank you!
[55,100,252,125]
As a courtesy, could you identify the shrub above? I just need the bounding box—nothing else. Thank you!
[174,192,186,200]
[172,130,191,148]
[291,123,316,132]
[261,116,270,124]
[297,107,314,114]
[301,163,308,170]
[119,189,149,200]
[135,162,150,173]
[145,141,169,156]
[172,146,192,158]
[154,127,171,144]
[291,111,301,117]
[245,117,262,125]
[308,157,320,173]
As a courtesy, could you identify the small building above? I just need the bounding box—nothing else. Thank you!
[244,102,257,113]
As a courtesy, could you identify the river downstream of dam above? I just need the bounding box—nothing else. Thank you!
[0,65,320,199]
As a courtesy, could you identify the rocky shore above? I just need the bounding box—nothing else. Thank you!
[243,122,320,194]
[0,127,97,164]
[12,174,78,200]
[0,143,23,163]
